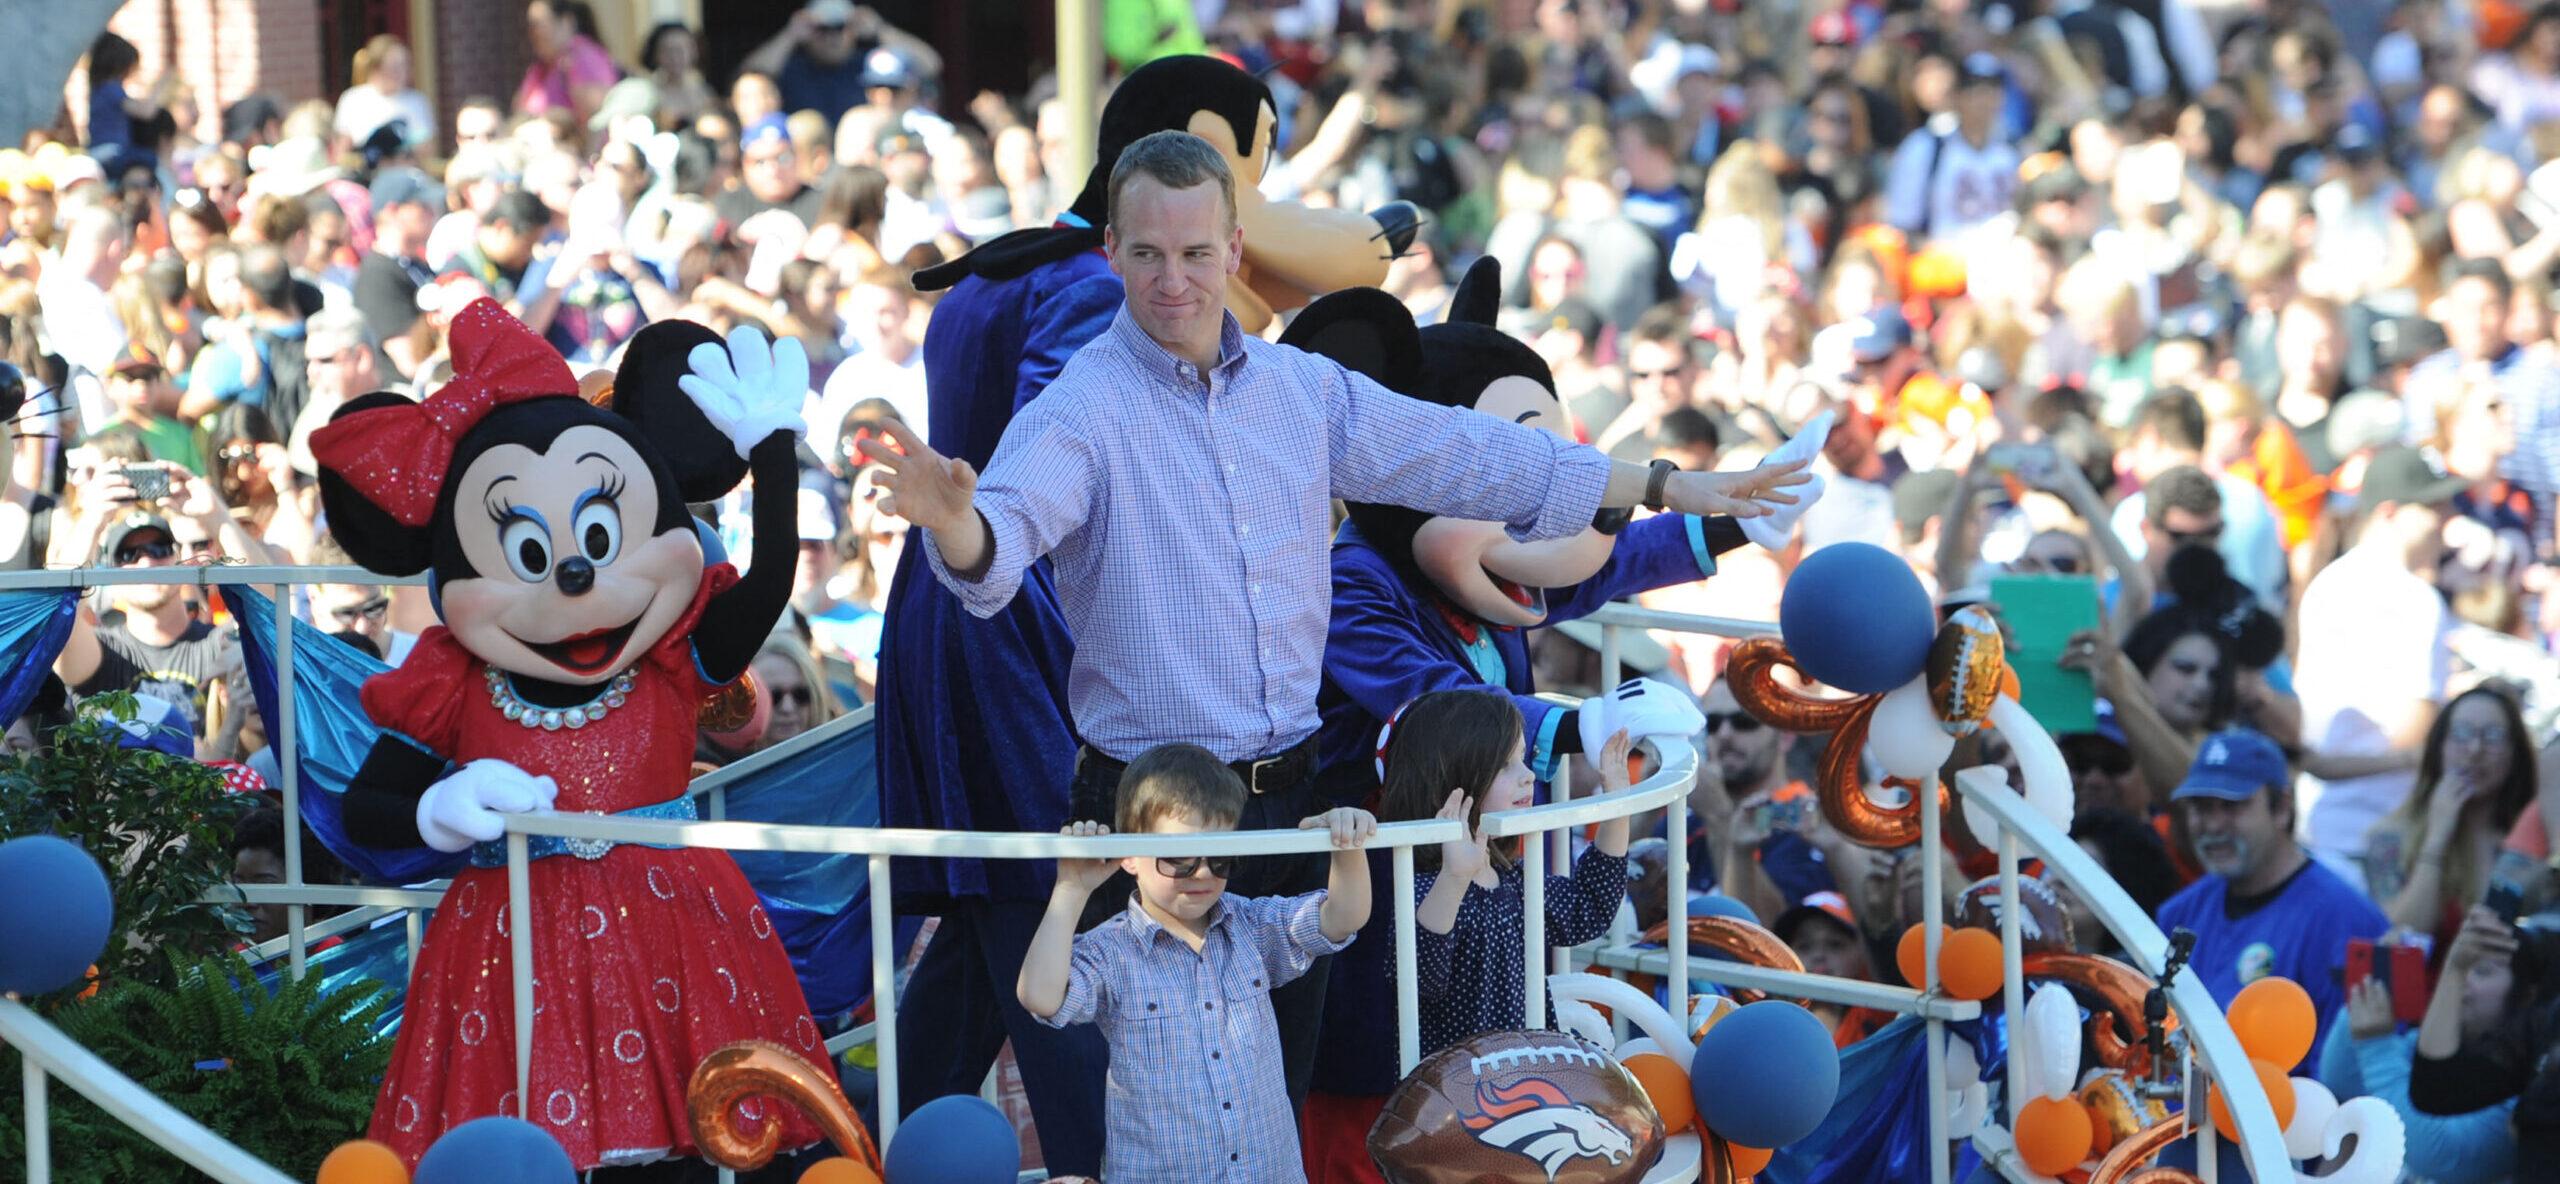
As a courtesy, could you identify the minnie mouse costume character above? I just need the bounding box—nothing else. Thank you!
[313,299,822,1170]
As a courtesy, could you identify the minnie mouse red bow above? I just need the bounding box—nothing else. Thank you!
[309,297,577,526]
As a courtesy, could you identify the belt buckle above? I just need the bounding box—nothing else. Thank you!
[1247,755,1283,795]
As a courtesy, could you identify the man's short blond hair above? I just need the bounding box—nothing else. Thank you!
[1107,131,1236,234]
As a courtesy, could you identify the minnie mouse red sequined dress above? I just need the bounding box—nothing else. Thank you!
[361,563,822,1167]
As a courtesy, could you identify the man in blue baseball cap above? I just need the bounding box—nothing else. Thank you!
[2155,727,2386,1073]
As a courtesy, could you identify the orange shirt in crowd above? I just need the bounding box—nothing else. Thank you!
[2229,419,2327,550]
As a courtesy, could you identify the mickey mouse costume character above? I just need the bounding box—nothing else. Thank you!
[1291,261,1827,1176]
[879,55,1416,1175]
[313,299,822,1172]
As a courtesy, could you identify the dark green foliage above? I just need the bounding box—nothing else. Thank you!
[0,691,252,995]
[0,953,393,1183]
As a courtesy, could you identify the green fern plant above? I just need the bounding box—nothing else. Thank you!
[0,953,393,1183]
[0,690,251,997]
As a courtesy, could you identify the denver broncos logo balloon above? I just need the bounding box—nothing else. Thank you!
[1370,1031,1664,1184]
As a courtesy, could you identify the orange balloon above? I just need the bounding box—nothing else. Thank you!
[1728,1143,1774,1175]
[800,1158,882,1184]
[2207,1057,2297,1143]
[2228,976,2316,1068]
[1999,664,2021,701]
[1938,927,2005,1001]
[2014,1095,2095,1175]
[1897,924,1932,988]
[318,1139,408,1184]
[1622,1052,1696,1135]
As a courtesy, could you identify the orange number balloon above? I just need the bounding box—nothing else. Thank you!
[687,1041,882,1172]
[1635,915,1807,1005]
[2021,951,2173,1078]
[1726,638,1950,849]
[2087,1116,2204,1184]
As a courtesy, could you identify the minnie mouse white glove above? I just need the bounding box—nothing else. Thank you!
[1577,677,1708,760]
[1739,409,1833,552]
[415,759,561,854]
[678,326,812,459]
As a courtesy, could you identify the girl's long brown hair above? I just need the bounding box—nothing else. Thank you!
[1376,689,1524,874]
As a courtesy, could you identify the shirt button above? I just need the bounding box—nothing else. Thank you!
[1212,1050,1221,1060]
[1205,1001,1215,1010]
[1231,1153,1240,1162]
[1223,1101,1233,1110]
[1145,1002,1157,1011]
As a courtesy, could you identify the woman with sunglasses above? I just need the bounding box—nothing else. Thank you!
[748,635,841,753]
[2362,688,2541,947]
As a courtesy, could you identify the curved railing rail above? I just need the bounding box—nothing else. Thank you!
[0,577,2289,1184]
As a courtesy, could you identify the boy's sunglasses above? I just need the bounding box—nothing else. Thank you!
[1155,856,1235,880]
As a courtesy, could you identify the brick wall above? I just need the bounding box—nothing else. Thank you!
[63,0,519,153]
[68,0,331,143]
[432,0,526,150]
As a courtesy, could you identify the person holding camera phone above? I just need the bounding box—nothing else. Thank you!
[2324,903,2526,1183]
[2411,905,2560,1169]
[51,451,273,757]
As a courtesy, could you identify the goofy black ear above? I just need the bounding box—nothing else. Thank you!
[612,320,754,503]
[1448,256,1504,327]
[1278,287,1423,396]
[315,391,436,577]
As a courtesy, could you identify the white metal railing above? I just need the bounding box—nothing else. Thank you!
[0,576,2288,1184]
[3,1000,296,1184]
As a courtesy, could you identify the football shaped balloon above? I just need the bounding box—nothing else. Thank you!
[1370,1031,1666,1184]
[1953,874,2077,953]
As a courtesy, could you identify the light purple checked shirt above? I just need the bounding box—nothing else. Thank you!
[923,305,1613,761]
[1038,889,1349,1182]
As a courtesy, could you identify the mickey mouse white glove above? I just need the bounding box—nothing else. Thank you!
[677,325,812,459]
[1739,408,1833,552]
[415,759,560,854]
[1577,676,1708,759]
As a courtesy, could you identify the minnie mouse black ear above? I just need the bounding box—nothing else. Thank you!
[1447,256,1504,328]
[612,320,754,503]
[1278,287,1424,396]
[314,391,437,576]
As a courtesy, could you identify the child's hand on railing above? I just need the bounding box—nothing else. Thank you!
[1433,790,1490,881]
[1300,806,1379,850]
[1054,820,1117,896]
[1597,728,1633,793]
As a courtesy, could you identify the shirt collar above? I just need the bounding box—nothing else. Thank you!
[1121,890,1233,946]
[1107,302,1248,391]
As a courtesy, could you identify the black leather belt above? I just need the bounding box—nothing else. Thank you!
[1078,735,1319,797]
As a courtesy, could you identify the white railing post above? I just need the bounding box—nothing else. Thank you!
[25,1055,48,1184]
[508,833,533,1120]
[273,583,305,983]
[1666,758,1689,1035]
[870,853,898,1149]
[1921,787,1948,1184]
[1523,825,1547,1030]
[1997,829,2024,1128]
[1393,844,1420,1075]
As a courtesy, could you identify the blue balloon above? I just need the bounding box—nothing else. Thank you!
[885,1094,1019,1184]
[1690,1000,1841,1147]
[0,836,112,996]
[1778,542,1934,693]
[415,1116,576,1184]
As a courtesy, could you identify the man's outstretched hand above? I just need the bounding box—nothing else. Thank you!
[1664,456,1813,519]
[855,419,986,571]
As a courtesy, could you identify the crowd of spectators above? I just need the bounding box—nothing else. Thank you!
[11,0,2560,1173]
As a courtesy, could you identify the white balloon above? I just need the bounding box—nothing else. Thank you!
[2295,1096,2405,1184]
[1548,972,1696,1064]
[1554,998,1614,1049]
[1989,695,2074,832]
[2281,1077,2339,1161]
[1870,677,1957,780]
[1616,1037,1664,1062]
[2022,984,2081,1103]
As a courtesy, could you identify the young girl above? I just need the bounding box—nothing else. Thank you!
[1305,689,1635,1182]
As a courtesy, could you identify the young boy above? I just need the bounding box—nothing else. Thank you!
[1018,743,1376,1181]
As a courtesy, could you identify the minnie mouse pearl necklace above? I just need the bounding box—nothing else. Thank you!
[485,665,637,730]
